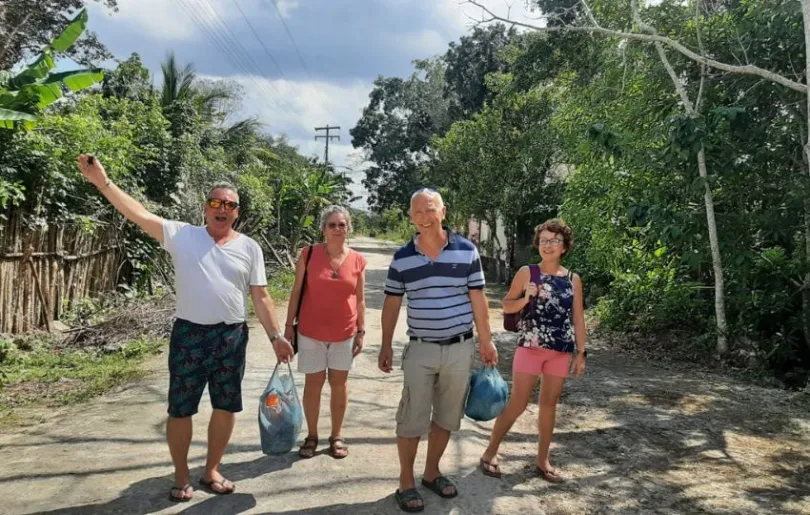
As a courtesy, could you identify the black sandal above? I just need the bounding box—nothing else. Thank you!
[298,436,318,458]
[421,475,458,498]
[168,485,193,502]
[198,477,235,495]
[395,488,425,512]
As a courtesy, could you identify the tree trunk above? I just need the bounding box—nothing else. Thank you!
[801,0,810,352]
[639,9,729,355]
[697,147,728,353]
[803,201,810,352]
[507,217,517,283]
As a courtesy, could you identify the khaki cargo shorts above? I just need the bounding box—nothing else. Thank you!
[395,338,475,438]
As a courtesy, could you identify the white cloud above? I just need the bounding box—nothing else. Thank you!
[231,77,371,140]
[207,75,374,207]
[275,0,301,18]
[393,29,449,59]
[436,0,542,36]
[93,0,248,41]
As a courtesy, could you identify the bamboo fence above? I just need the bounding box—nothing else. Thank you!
[0,211,123,334]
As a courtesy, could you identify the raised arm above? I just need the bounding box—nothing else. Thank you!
[77,154,164,243]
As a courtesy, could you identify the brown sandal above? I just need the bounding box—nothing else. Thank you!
[480,457,502,478]
[328,436,348,459]
[299,436,318,458]
[536,466,564,483]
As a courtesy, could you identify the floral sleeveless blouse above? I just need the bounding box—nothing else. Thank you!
[517,265,576,353]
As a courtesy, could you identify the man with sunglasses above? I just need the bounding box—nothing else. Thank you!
[77,154,293,502]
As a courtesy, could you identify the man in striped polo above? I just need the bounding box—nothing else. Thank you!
[379,188,498,512]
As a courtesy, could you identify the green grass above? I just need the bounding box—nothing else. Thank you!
[0,337,164,427]
[267,268,296,302]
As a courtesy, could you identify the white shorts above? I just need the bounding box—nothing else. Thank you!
[297,333,354,374]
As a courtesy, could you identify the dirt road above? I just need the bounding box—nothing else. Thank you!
[1,237,809,514]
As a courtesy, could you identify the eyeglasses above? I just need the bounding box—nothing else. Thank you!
[207,198,239,211]
[539,238,563,247]
[327,222,348,230]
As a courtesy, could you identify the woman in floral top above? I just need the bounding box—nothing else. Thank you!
[480,219,587,483]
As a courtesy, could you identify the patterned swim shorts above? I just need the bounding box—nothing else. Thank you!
[167,318,248,418]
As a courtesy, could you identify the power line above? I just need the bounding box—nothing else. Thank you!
[181,0,298,115]
[260,0,338,122]
[174,0,278,104]
[263,0,313,80]
[194,0,283,98]
[230,0,286,78]
[195,0,299,115]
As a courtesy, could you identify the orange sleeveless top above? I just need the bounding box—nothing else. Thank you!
[298,244,366,342]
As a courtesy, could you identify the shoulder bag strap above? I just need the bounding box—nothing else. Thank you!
[294,245,314,323]
[529,264,542,284]
[525,264,542,311]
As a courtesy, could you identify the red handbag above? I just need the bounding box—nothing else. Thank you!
[502,264,540,332]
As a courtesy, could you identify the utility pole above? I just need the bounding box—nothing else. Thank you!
[314,125,340,164]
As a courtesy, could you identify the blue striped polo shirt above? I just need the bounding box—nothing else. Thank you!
[384,228,485,341]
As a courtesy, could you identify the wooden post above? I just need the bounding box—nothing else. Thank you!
[28,256,51,332]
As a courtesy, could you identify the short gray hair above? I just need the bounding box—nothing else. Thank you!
[319,205,352,233]
[409,188,444,213]
[207,182,239,203]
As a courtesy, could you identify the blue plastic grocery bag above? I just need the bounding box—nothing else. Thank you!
[464,366,509,422]
[258,362,303,455]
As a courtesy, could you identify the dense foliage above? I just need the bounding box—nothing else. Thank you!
[1,10,353,291]
[351,1,810,384]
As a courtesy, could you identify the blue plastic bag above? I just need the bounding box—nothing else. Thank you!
[464,366,509,422]
[258,362,303,455]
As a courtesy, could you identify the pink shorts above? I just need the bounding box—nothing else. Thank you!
[513,346,571,378]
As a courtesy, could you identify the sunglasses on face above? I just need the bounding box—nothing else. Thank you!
[207,198,239,211]
[327,222,348,230]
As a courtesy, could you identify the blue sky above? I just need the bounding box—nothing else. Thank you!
[84,0,536,207]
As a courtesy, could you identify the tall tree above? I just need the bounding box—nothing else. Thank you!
[467,0,810,356]
[0,0,118,69]
[351,58,451,212]
[101,53,153,103]
[443,23,522,119]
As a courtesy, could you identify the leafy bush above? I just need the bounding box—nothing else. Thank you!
[595,263,706,333]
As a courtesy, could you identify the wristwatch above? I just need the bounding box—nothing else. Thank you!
[270,333,284,343]
[356,329,366,335]
[578,349,588,358]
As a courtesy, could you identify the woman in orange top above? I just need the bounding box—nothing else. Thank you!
[284,205,367,460]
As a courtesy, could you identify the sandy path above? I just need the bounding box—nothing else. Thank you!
[1,237,808,514]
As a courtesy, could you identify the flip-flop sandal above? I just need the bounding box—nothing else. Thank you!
[328,436,349,459]
[536,467,564,483]
[198,477,235,495]
[394,488,424,512]
[421,475,458,499]
[480,457,502,478]
[168,485,193,502]
[299,436,318,458]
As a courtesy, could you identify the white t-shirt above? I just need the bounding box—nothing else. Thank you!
[161,221,267,325]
